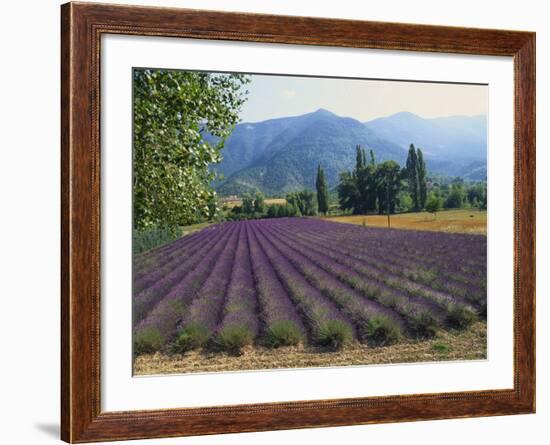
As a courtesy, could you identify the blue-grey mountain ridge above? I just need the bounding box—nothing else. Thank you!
[210,109,487,196]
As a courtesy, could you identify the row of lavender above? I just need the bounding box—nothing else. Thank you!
[133,218,487,355]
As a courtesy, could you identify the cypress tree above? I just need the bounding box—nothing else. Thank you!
[406,144,420,210]
[417,148,427,209]
[369,149,376,166]
[355,145,364,171]
[316,164,329,214]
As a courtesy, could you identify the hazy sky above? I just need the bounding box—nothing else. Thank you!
[239,74,487,123]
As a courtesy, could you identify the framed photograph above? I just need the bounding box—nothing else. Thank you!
[61,2,535,442]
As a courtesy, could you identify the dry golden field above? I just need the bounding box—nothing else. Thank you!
[323,209,487,235]
[265,198,287,206]
[134,322,486,375]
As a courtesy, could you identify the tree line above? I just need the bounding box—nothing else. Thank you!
[227,144,486,222]
[337,144,486,216]
[228,189,318,221]
[337,144,425,215]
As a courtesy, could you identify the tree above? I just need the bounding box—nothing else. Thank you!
[316,165,329,214]
[354,146,372,214]
[363,163,379,212]
[466,183,486,209]
[287,190,316,216]
[405,144,420,210]
[133,69,249,229]
[355,160,368,214]
[266,205,278,218]
[355,145,364,170]
[376,161,402,215]
[337,171,360,213]
[417,148,427,209]
[254,192,265,214]
[369,149,376,166]
[396,191,413,212]
[242,194,255,215]
[303,191,317,216]
[338,146,378,215]
[276,203,299,218]
[444,183,466,209]
[425,193,442,218]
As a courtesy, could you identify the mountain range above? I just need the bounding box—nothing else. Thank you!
[211,109,487,196]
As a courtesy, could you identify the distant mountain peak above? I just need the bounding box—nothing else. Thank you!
[365,111,423,125]
[363,110,487,164]
[311,108,336,116]
[390,111,418,118]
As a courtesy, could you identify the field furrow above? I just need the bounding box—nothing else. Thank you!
[133,226,224,295]
[246,223,307,346]
[214,224,261,350]
[250,222,356,346]
[175,224,243,350]
[133,225,214,272]
[253,222,406,344]
[266,223,477,328]
[133,218,487,355]
[259,223,446,332]
[133,224,231,322]
[277,226,484,311]
[133,223,239,350]
[296,219,486,273]
[291,219,486,283]
[295,227,487,297]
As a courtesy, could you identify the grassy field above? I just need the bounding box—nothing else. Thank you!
[180,222,212,237]
[134,321,486,375]
[323,209,487,235]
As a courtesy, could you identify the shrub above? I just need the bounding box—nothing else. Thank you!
[316,320,353,350]
[266,205,278,218]
[432,342,451,355]
[133,226,180,254]
[134,327,164,355]
[264,320,303,348]
[216,324,253,355]
[446,304,477,329]
[171,324,209,354]
[409,311,438,338]
[425,193,442,215]
[362,315,402,346]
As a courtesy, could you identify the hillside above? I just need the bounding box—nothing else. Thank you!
[212,109,487,196]
[214,109,405,196]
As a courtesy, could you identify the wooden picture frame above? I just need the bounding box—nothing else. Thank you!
[61,2,535,442]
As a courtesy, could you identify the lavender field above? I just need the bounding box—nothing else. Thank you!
[133,218,487,360]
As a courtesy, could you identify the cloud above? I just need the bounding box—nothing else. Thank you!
[282,89,297,98]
